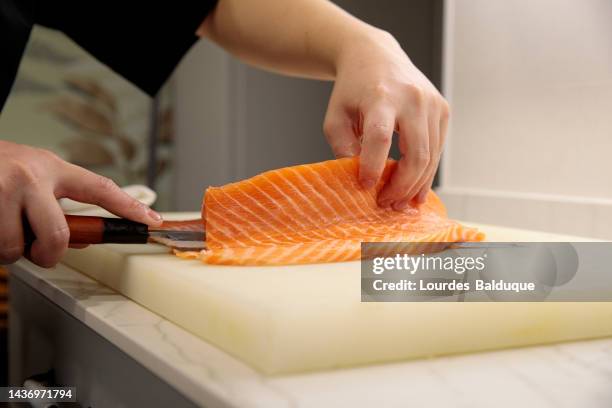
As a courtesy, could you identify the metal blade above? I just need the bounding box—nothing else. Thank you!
[149,230,205,242]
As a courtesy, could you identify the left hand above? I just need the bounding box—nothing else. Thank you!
[323,30,450,210]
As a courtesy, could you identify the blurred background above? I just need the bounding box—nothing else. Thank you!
[1,0,612,383]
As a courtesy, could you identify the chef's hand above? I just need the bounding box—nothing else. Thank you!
[324,31,449,210]
[0,140,163,268]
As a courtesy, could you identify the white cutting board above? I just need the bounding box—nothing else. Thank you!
[61,213,612,375]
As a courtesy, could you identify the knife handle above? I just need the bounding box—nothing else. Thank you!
[23,215,149,246]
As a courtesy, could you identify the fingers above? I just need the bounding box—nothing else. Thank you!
[24,189,70,268]
[0,200,24,265]
[323,110,361,158]
[415,157,439,204]
[377,111,430,209]
[413,113,441,204]
[416,105,449,203]
[59,164,163,227]
[358,103,396,188]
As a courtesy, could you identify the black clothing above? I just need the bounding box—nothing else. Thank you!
[0,1,218,111]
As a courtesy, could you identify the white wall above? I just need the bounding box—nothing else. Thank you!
[439,0,612,238]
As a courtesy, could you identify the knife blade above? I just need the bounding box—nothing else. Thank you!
[147,228,206,250]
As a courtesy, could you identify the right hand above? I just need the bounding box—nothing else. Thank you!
[323,30,449,210]
[0,140,163,268]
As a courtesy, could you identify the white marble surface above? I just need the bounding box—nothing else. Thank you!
[10,259,612,408]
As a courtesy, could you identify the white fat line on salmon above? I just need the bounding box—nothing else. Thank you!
[244,179,315,235]
[268,172,328,223]
[325,240,353,263]
[287,167,362,237]
[277,243,306,263]
[231,184,308,244]
[336,165,385,221]
[205,207,251,247]
[289,168,368,237]
[252,245,280,263]
[208,193,286,245]
[291,241,324,263]
[259,174,328,239]
[272,171,353,240]
[329,240,358,262]
[316,164,372,220]
[317,241,349,262]
[217,189,293,243]
[301,166,361,225]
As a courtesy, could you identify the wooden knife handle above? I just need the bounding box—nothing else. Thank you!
[23,215,149,246]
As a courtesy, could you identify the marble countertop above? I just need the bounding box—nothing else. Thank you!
[10,259,612,408]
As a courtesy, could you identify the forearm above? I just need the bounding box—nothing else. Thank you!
[198,0,390,80]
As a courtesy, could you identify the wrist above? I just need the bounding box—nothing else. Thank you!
[334,27,401,76]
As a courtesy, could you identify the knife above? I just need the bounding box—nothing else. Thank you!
[23,215,205,248]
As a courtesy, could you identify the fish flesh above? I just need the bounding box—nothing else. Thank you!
[176,158,484,265]
[177,158,483,265]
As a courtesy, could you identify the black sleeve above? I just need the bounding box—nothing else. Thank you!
[0,1,34,112]
[25,1,218,97]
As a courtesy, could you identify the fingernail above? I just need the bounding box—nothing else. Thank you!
[378,199,393,208]
[393,198,412,211]
[147,208,163,222]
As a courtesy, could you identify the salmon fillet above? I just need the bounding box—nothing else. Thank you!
[177,158,484,265]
